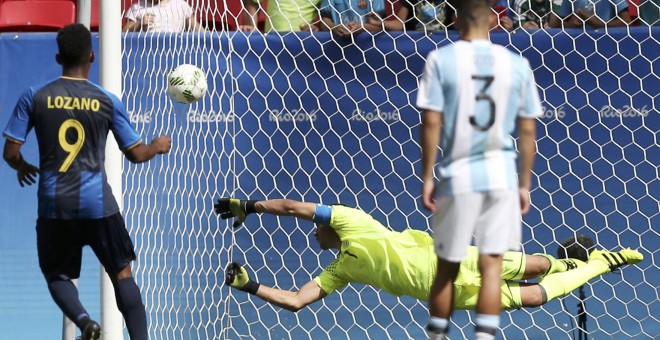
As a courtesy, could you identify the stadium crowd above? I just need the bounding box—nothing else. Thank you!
[0,0,658,33]
[127,0,659,33]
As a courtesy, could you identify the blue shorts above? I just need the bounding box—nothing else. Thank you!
[37,212,137,281]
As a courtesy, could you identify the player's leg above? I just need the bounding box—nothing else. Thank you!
[473,190,519,340]
[531,248,643,304]
[501,234,591,280]
[477,253,503,311]
[427,193,483,339]
[37,218,100,337]
[88,213,148,340]
[521,254,586,279]
[428,257,460,338]
[522,234,595,279]
[111,265,148,340]
[475,253,503,340]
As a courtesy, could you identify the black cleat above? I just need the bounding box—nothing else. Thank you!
[81,320,101,340]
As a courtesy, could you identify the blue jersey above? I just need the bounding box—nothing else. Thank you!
[3,77,141,219]
[417,40,542,195]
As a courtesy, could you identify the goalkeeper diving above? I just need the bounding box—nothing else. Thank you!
[216,198,643,311]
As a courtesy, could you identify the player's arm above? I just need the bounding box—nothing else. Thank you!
[420,109,442,212]
[3,139,38,187]
[3,90,39,187]
[255,199,317,220]
[214,198,317,227]
[257,280,327,312]
[123,136,171,163]
[417,51,443,212]
[516,117,536,214]
[225,262,326,312]
[108,93,172,163]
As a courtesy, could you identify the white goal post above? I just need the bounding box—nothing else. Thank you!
[62,1,125,340]
[86,1,660,339]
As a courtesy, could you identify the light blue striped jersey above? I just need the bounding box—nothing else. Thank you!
[417,40,542,195]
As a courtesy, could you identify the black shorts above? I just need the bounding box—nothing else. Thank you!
[37,212,137,281]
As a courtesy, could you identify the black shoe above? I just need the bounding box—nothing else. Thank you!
[81,320,101,340]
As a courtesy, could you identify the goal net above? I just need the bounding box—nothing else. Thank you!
[120,2,658,339]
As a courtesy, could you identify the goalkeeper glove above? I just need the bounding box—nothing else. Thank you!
[214,198,257,228]
[225,262,260,294]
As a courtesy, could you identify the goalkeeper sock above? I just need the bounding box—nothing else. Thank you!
[539,260,609,302]
[115,278,148,340]
[534,253,561,275]
[534,253,586,276]
[47,279,89,329]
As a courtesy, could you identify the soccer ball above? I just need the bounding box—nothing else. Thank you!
[167,64,208,104]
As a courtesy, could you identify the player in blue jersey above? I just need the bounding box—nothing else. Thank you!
[3,24,171,340]
[417,0,543,338]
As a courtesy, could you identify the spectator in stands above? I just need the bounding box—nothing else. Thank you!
[548,0,632,28]
[240,0,322,32]
[491,0,515,30]
[511,0,562,29]
[639,0,660,25]
[123,0,205,32]
[420,0,514,31]
[364,0,450,32]
[317,0,388,36]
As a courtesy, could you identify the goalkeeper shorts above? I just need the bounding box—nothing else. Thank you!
[451,246,526,310]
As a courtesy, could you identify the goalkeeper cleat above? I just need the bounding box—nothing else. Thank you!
[81,320,101,340]
[589,248,643,272]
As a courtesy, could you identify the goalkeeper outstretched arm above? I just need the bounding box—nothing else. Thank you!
[215,198,317,227]
[225,262,327,312]
[217,198,330,312]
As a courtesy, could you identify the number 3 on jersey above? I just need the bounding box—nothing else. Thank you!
[58,119,85,172]
[470,75,496,131]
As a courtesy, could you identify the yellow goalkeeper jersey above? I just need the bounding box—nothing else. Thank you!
[313,205,437,301]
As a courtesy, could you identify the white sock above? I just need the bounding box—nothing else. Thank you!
[474,314,499,340]
[475,331,495,340]
[426,317,449,340]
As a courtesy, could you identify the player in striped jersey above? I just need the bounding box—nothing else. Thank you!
[215,198,642,315]
[3,24,171,340]
[417,0,543,338]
